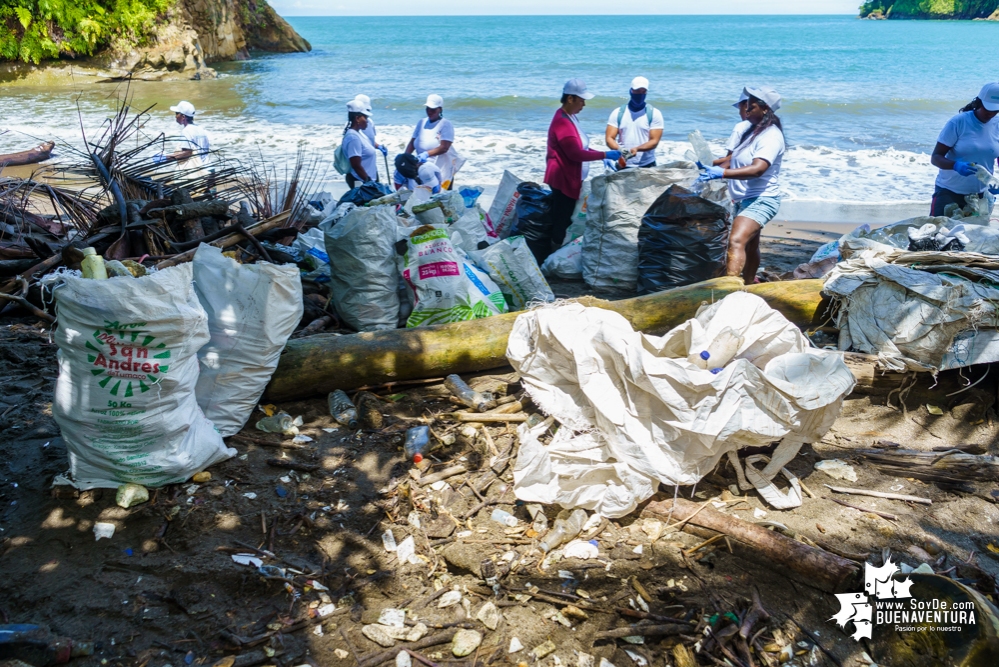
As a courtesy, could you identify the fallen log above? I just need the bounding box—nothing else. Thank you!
[0,141,54,166]
[265,277,827,401]
[146,200,230,223]
[858,448,999,484]
[642,498,859,593]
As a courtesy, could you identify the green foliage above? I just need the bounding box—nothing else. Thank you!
[0,0,173,64]
[860,0,999,18]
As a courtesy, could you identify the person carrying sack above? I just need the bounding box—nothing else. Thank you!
[604,76,663,170]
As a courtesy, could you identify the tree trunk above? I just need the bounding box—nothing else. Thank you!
[264,277,827,402]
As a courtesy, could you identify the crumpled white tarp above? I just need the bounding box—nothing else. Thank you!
[508,292,855,517]
[825,240,999,372]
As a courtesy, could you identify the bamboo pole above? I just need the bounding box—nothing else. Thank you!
[265,277,827,402]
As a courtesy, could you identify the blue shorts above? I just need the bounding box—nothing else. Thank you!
[734,195,781,227]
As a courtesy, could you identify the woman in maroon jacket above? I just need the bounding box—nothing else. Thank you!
[541,79,621,263]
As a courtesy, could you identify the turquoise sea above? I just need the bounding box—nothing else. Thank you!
[1,15,998,210]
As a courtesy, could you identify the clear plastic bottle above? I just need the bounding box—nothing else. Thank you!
[688,130,715,167]
[328,390,358,429]
[80,247,107,280]
[491,509,518,527]
[444,374,490,412]
[404,425,430,462]
[687,327,744,370]
[538,508,588,553]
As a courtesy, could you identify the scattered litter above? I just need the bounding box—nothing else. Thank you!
[407,511,422,529]
[926,404,944,415]
[243,492,257,499]
[382,529,398,552]
[396,535,416,564]
[115,483,149,509]
[814,459,858,482]
[491,508,518,527]
[378,608,405,628]
[623,649,647,666]
[231,553,263,567]
[438,590,462,608]
[509,637,524,653]
[317,603,336,617]
[256,411,303,435]
[632,544,643,555]
[477,601,502,630]
[93,522,115,540]
[334,649,350,659]
[313,625,323,637]
[531,640,557,660]
[753,508,767,519]
[191,471,211,483]
[563,540,599,559]
[451,629,482,657]
[292,434,313,443]
[395,651,411,667]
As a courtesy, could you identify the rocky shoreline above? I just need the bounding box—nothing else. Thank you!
[0,0,309,84]
[860,1,999,20]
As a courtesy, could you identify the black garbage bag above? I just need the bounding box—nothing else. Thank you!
[636,184,731,295]
[338,181,393,207]
[511,182,553,263]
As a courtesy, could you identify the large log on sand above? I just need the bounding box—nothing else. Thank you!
[265,277,826,402]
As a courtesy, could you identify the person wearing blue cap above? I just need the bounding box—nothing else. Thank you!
[929,82,999,217]
[697,86,785,283]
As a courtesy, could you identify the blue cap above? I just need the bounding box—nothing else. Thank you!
[699,351,710,361]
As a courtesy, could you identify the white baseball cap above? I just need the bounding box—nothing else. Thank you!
[743,86,782,112]
[417,163,441,190]
[562,78,594,100]
[979,82,999,111]
[732,90,749,108]
[354,94,372,113]
[346,99,372,116]
[630,76,649,91]
[169,101,196,117]
[425,94,444,109]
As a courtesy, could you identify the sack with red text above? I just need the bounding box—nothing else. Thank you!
[51,263,234,489]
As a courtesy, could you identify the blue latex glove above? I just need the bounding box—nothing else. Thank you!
[378,145,388,156]
[603,159,618,172]
[989,183,999,195]
[953,160,977,177]
[417,151,430,162]
[605,150,622,162]
[698,165,725,181]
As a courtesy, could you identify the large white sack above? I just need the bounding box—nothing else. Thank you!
[52,264,235,489]
[581,162,728,291]
[487,170,524,239]
[399,225,507,326]
[193,245,303,436]
[323,205,402,331]
[541,237,583,279]
[450,204,496,255]
[508,292,854,517]
[470,236,554,310]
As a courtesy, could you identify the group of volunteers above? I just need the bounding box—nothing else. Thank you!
[165,74,998,285]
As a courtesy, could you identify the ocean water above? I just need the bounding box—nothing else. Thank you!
[1,15,997,211]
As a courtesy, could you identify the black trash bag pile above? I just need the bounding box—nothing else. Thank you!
[511,182,553,263]
[636,184,731,295]
[338,181,393,207]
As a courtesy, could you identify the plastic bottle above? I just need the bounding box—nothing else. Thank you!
[80,247,107,280]
[404,425,430,462]
[688,130,715,167]
[687,327,744,370]
[538,508,588,553]
[0,624,94,666]
[491,508,518,527]
[328,390,358,429]
[444,374,490,412]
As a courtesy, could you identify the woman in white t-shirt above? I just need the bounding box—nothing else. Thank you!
[929,83,999,217]
[698,86,785,283]
[405,94,460,189]
[341,100,379,189]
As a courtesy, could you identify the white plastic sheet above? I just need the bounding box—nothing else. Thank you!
[508,292,854,517]
[193,245,303,436]
[52,264,235,489]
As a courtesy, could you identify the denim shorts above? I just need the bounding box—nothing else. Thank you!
[734,195,781,227]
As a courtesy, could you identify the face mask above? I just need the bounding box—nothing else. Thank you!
[628,92,646,113]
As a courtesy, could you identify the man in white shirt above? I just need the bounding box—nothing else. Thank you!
[605,76,664,169]
[167,101,211,169]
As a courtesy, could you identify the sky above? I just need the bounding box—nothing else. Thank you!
[272,0,862,17]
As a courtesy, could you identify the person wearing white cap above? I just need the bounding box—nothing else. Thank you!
[405,94,460,188]
[393,153,443,193]
[697,86,785,283]
[340,99,379,188]
[353,94,389,158]
[605,76,663,169]
[715,91,752,165]
[540,78,621,263]
[165,100,211,167]
[929,82,999,217]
